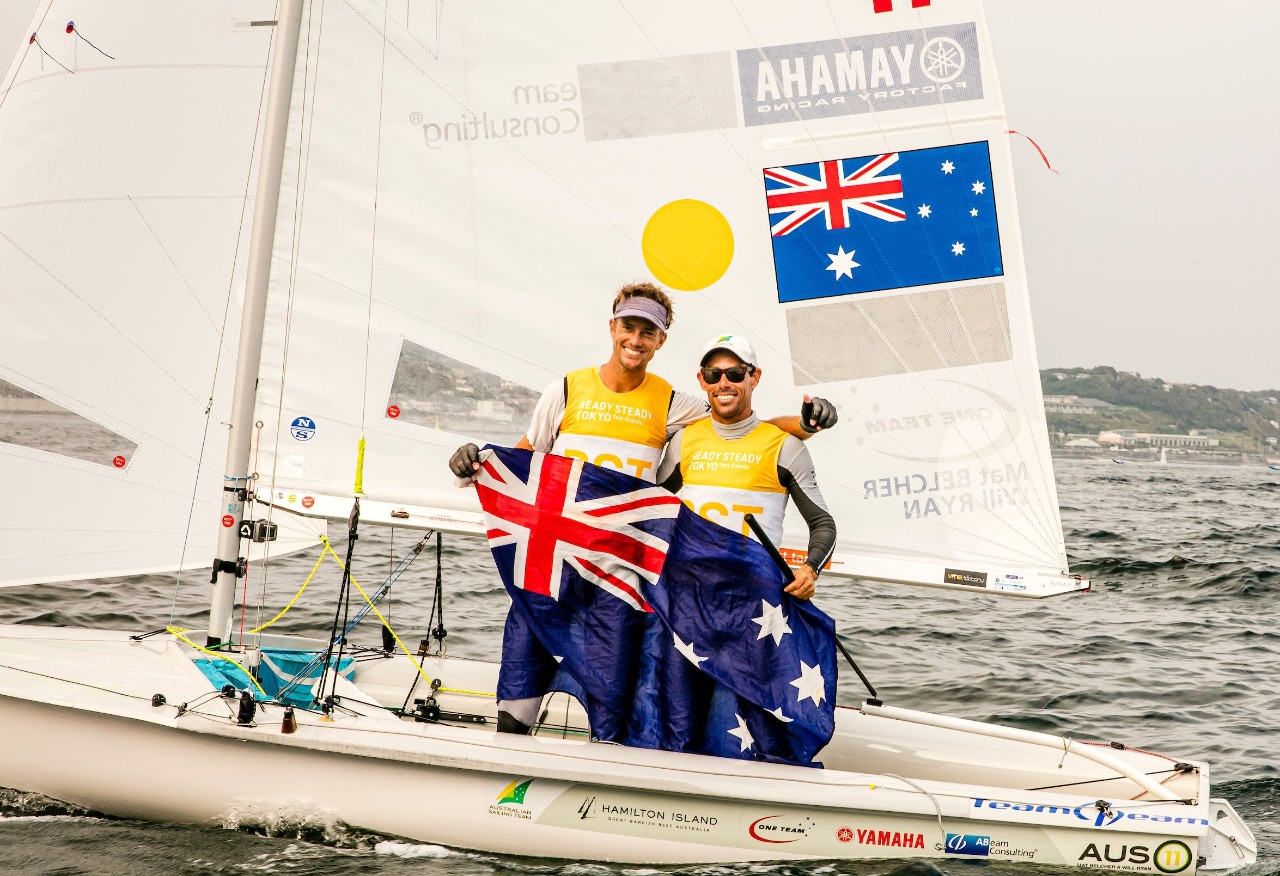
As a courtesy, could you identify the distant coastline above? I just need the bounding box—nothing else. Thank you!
[1042,366,1280,466]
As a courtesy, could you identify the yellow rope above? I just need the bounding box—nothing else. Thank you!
[325,539,497,699]
[167,626,268,697]
[345,566,448,692]
[436,686,495,697]
[236,534,497,701]
[247,537,331,634]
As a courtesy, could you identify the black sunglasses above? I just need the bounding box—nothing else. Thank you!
[700,365,754,384]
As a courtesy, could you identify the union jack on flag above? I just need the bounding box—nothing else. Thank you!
[474,448,681,612]
[764,153,904,237]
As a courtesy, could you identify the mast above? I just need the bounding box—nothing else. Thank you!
[208,0,306,648]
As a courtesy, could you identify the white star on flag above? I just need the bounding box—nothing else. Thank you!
[970,208,979,217]
[971,180,986,195]
[825,245,859,280]
[951,241,966,256]
[728,713,755,752]
[917,204,931,218]
[672,631,708,668]
[752,600,792,646]
[941,160,955,174]
[790,660,827,706]
[769,706,794,724]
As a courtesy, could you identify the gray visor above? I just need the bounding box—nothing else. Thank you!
[612,296,668,331]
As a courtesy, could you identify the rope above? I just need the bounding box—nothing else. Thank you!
[246,538,330,633]
[166,626,267,697]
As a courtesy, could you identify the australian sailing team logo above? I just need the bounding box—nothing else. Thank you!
[487,778,535,820]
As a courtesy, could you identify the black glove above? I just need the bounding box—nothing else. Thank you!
[800,396,837,433]
[449,443,481,478]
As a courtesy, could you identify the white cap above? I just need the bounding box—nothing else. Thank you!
[700,333,757,368]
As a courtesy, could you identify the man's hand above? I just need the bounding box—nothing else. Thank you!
[784,564,817,600]
[800,394,838,433]
[449,443,481,478]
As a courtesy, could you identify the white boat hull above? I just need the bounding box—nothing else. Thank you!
[0,625,1257,871]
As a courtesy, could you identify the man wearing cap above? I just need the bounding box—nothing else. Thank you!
[449,282,836,734]
[656,334,836,603]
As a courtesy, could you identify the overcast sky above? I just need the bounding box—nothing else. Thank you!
[4,3,1276,391]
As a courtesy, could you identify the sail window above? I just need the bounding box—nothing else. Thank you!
[385,341,540,445]
[786,282,1012,384]
[0,379,137,468]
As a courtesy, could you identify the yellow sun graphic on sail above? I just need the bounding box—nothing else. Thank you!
[642,199,734,291]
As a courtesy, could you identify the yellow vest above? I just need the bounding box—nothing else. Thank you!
[552,367,671,483]
[678,418,789,544]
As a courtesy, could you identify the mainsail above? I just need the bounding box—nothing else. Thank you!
[250,0,1079,596]
[0,0,1080,597]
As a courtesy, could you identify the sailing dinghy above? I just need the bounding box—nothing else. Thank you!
[0,0,1256,870]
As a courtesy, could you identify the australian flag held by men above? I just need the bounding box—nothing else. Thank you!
[471,446,837,766]
[765,140,1005,302]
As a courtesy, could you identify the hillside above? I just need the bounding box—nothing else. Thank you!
[1040,366,1280,452]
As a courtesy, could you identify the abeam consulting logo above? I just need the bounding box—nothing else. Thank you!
[945,833,990,856]
[487,778,534,820]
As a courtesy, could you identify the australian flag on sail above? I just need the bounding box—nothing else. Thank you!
[765,141,1004,302]
[472,446,837,765]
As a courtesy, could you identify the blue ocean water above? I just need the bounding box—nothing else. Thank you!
[0,458,1276,875]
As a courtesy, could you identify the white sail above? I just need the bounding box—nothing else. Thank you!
[251,0,1077,596]
[0,2,323,586]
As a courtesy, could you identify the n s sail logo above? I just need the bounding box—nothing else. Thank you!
[290,416,316,441]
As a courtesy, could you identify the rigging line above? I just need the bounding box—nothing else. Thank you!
[168,14,277,625]
[258,0,325,534]
[883,773,947,850]
[66,23,115,61]
[0,0,56,116]
[276,535,430,703]
[358,0,395,442]
[323,499,361,710]
[27,35,73,76]
[237,425,267,643]
[0,663,155,705]
[249,420,273,638]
